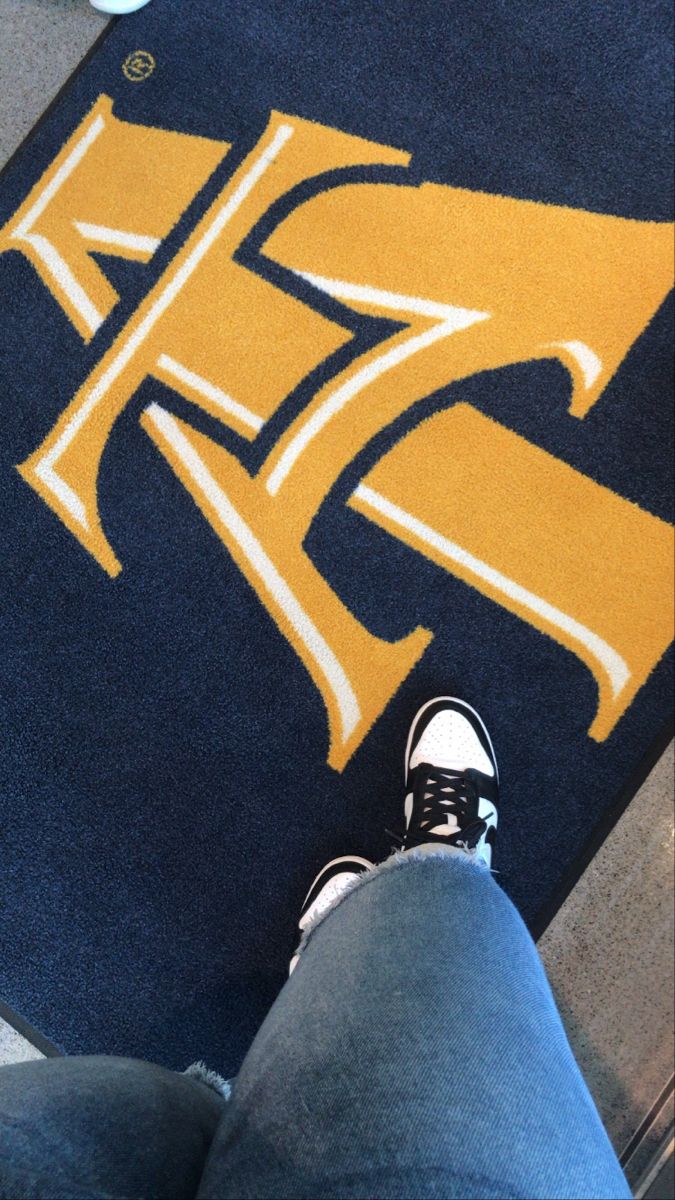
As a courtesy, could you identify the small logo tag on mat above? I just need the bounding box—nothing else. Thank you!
[122,51,156,82]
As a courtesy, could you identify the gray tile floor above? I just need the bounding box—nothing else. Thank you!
[0,1,107,167]
[539,744,674,1175]
[0,1016,44,1065]
[1,0,673,1186]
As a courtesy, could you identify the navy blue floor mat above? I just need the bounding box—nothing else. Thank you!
[0,0,673,1073]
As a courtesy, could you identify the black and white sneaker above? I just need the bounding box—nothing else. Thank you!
[403,697,499,869]
[289,856,372,973]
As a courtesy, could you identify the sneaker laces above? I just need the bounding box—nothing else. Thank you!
[403,764,488,850]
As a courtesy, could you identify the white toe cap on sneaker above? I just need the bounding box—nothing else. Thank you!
[298,870,363,931]
[409,703,496,775]
[90,0,153,13]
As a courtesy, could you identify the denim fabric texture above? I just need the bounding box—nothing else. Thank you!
[0,855,630,1199]
[0,1056,223,1199]
[0,0,672,1071]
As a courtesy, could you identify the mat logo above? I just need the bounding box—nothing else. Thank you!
[122,51,156,82]
[2,96,673,769]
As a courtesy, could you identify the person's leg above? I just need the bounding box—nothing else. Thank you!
[198,699,629,1200]
[199,854,629,1200]
[0,1055,225,1200]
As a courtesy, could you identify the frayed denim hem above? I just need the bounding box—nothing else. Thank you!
[293,846,488,965]
[183,1061,232,1100]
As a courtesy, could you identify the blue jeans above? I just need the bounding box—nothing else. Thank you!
[0,853,630,1199]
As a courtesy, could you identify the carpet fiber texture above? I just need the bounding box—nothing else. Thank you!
[0,0,673,1072]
